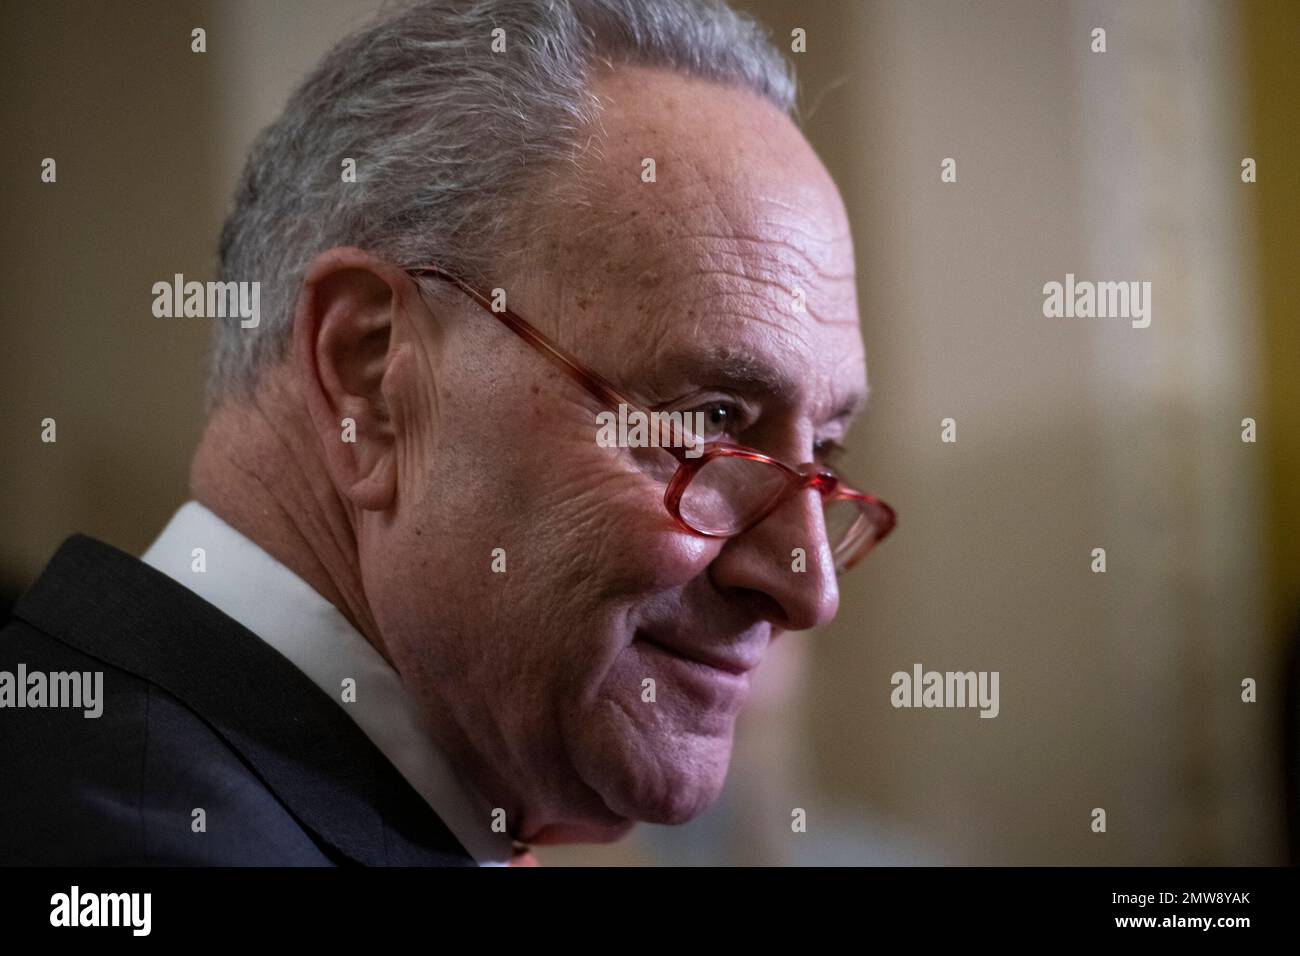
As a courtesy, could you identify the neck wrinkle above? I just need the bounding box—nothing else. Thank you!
[189,377,387,664]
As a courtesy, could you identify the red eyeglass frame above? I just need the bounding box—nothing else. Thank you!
[405,266,896,571]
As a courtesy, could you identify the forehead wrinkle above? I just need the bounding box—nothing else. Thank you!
[624,225,857,330]
[657,260,860,331]
[628,187,859,331]
[659,193,847,281]
[535,205,863,411]
[534,70,865,405]
[653,285,862,394]
[679,297,814,359]
[678,232,855,282]
[547,153,858,329]
[631,143,818,227]
[640,270,856,376]
[661,186,853,259]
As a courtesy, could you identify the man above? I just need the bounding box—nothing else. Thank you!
[0,0,891,865]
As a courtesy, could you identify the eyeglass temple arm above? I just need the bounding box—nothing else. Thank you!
[407,267,643,416]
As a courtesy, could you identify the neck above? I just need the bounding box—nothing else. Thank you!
[188,370,385,660]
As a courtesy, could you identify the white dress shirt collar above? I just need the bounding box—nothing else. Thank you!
[141,501,513,865]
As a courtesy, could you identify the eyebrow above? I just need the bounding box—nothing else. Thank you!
[647,345,868,423]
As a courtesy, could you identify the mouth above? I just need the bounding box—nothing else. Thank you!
[633,629,760,679]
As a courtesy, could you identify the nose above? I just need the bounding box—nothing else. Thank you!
[707,486,840,632]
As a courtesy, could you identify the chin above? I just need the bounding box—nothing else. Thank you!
[570,716,738,827]
[528,818,637,846]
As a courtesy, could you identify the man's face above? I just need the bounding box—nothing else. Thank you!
[360,65,866,843]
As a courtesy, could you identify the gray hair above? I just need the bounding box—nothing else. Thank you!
[210,0,796,402]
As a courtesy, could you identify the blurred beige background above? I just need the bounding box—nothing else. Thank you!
[2,0,1295,865]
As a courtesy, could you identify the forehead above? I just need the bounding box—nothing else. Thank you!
[536,65,866,417]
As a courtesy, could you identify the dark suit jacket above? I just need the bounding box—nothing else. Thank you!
[0,535,475,866]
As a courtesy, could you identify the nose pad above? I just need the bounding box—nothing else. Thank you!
[808,469,839,496]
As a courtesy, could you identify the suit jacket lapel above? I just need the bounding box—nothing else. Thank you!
[13,535,475,867]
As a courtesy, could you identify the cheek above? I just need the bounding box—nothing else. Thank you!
[619,515,718,591]
[530,482,720,608]
[515,493,718,700]
[563,642,741,824]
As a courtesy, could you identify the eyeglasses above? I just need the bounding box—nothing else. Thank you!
[405,266,896,573]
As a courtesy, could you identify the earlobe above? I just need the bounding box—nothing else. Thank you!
[345,455,397,511]
[293,247,410,514]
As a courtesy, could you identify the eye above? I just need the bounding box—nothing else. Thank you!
[813,437,846,465]
[687,399,743,443]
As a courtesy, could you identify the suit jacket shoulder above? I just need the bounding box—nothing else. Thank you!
[0,617,339,864]
[0,534,474,867]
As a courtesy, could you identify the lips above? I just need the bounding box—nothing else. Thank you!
[634,629,763,678]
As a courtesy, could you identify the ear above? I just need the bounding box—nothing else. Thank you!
[292,246,427,512]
